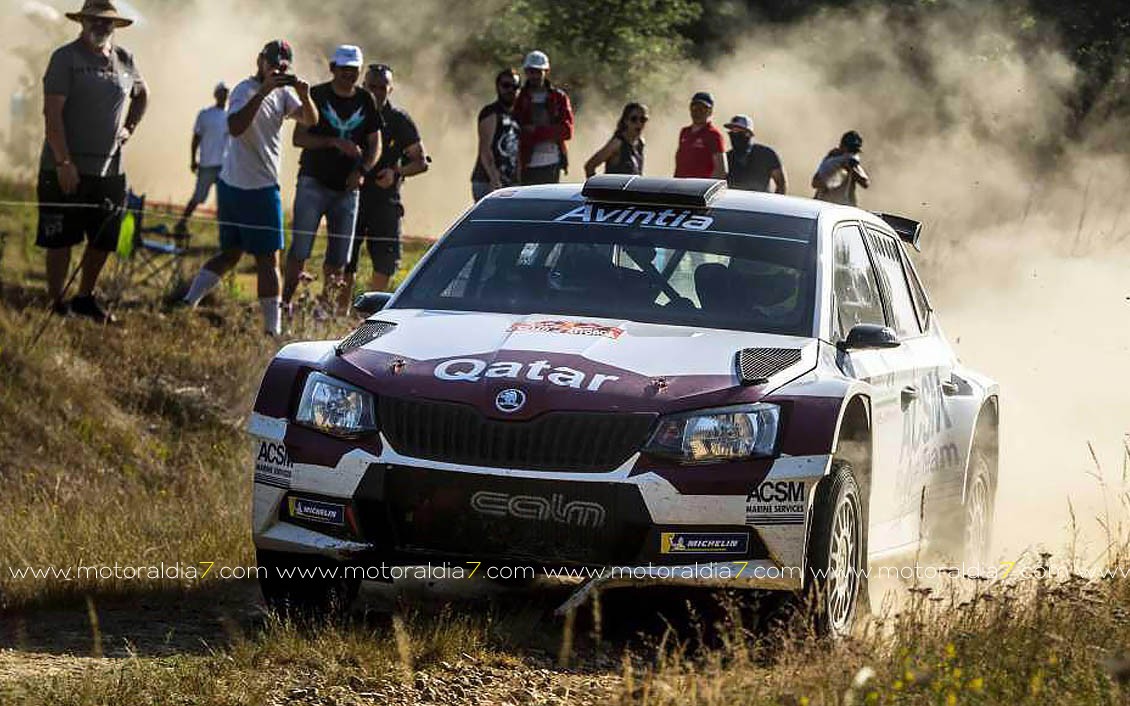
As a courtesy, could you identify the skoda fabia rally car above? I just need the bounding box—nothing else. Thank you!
[248,175,999,635]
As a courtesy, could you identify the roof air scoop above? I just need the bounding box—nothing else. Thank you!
[582,175,726,208]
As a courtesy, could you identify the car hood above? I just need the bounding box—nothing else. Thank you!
[334,309,817,416]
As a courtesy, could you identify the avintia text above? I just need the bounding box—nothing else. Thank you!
[554,205,714,231]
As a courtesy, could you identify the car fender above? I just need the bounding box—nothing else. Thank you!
[944,365,999,502]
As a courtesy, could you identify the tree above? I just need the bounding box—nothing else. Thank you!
[468,0,702,103]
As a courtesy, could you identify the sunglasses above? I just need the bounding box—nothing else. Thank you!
[498,81,518,89]
[368,63,392,73]
[629,114,649,124]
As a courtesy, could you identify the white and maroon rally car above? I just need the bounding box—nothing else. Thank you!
[248,176,998,635]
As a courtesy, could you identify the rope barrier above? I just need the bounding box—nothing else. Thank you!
[0,199,408,244]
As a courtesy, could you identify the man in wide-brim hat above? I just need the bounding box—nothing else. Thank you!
[65,0,134,27]
[36,0,147,323]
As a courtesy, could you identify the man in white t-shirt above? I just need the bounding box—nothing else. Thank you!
[181,40,318,335]
[175,82,230,235]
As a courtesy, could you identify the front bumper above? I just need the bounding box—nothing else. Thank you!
[249,413,829,590]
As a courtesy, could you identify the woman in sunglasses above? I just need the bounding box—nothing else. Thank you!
[584,102,648,177]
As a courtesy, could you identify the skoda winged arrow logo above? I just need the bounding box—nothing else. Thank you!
[495,388,527,413]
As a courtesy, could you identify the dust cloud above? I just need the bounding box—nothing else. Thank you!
[2,1,1127,561]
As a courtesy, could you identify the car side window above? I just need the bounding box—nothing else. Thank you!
[864,228,922,338]
[899,242,931,331]
[832,224,886,338]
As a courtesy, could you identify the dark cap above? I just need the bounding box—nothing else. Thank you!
[260,40,294,69]
[840,130,864,151]
[690,91,714,108]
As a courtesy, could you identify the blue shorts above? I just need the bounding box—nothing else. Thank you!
[217,179,285,255]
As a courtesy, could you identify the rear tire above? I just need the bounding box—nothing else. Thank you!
[804,461,867,638]
[256,549,360,621]
[926,443,996,568]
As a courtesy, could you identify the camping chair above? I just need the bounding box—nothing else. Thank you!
[106,191,189,301]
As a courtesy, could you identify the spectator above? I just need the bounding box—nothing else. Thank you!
[343,63,428,303]
[175,82,230,236]
[471,68,520,201]
[674,92,725,179]
[281,45,382,317]
[513,51,574,185]
[724,114,786,194]
[813,130,870,206]
[181,40,317,336]
[37,0,148,323]
[584,102,648,177]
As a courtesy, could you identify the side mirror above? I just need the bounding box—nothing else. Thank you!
[838,323,901,351]
[353,291,393,315]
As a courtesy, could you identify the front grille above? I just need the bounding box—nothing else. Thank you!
[735,347,803,385]
[337,320,396,355]
[375,466,653,565]
[379,396,657,472]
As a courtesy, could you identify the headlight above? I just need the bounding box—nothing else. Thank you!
[295,372,377,437]
[643,404,780,464]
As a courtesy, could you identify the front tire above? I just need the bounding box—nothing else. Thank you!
[804,461,866,638]
[962,450,995,567]
[256,549,360,621]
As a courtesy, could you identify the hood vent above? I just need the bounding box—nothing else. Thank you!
[735,347,803,386]
[337,320,397,355]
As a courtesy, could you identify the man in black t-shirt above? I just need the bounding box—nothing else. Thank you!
[471,68,520,201]
[724,114,786,194]
[282,45,382,316]
[344,63,429,302]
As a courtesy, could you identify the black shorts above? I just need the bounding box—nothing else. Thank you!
[36,170,127,252]
[349,190,402,276]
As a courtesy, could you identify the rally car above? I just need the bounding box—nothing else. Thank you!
[248,175,998,635]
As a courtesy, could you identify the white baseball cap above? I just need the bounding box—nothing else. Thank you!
[331,44,364,69]
[724,114,754,133]
[523,50,550,70]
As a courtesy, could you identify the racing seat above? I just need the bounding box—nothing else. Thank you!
[695,262,746,317]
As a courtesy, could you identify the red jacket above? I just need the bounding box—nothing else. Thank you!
[513,81,574,171]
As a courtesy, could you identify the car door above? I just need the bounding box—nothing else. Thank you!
[862,226,946,549]
[830,223,918,553]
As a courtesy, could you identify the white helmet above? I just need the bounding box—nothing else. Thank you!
[523,50,550,71]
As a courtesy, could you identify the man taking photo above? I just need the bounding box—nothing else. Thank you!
[181,40,317,336]
[812,130,870,206]
[282,45,382,318]
[38,0,148,323]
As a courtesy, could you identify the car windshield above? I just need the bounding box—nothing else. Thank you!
[393,201,819,336]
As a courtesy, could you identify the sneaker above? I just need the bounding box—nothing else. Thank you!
[52,299,71,317]
[70,295,117,324]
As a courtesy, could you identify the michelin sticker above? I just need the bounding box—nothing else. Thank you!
[661,532,749,554]
[254,441,293,488]
[288,497,345,526]
[746,480,807,526]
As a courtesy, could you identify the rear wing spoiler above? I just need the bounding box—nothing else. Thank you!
[875,213,923,250]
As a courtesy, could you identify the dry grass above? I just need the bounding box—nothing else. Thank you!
[1,177,1130,704]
